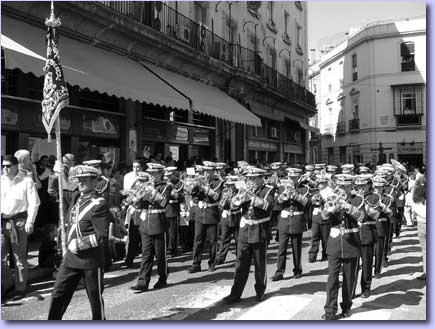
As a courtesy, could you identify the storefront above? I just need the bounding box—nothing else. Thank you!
[283,143,304,165]
[397,142,424,168]
[248,139,279,163]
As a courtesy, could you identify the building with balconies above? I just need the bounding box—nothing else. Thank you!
[2,1,315,166]
[308,17,426,168]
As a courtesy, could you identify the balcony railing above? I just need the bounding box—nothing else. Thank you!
[324,124,334,136]
[336,121,346,134]
[97,1,315,107]
[396,114,422,125]
[349,118,360,130]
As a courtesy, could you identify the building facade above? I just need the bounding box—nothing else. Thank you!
[308,17,426,168]
[2,1,315,166]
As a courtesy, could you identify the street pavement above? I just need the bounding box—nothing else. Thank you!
[1,225,426,320]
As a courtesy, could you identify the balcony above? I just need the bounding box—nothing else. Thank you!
[97,1,315,108]
[323,124,334,136]
[401,61,415,72]
[336,121,346,134]
[349,118,360,130]
[396,114,422,126]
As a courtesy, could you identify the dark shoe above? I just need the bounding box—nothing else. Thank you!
[215,259,224,266]
[222,295,241,304]
[308,257,316,263]
[361,291,370,298]
[417,273,426,280]
[187,266,201,273]
[321,255,328,261]
[121,262,133,269]
[153,280,167,289]
[171,253,178,258]
[382,260,388,268]
[341,310,351,318]
[208,265,216,272]
[374,273,381,279]
[321,313,337,320]
[130,284,148,292]
[271,274,284,282]
[294,273,302,279]
[11,291,26,301]
[256,293,266,302]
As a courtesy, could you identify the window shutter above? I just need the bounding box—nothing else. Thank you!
[393,88,400,115]
[415,87,422,114]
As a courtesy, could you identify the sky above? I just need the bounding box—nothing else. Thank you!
[307,0,426,57]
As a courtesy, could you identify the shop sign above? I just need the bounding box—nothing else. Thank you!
[249,140,278,151]
[36,113,71,131]
[167,126,189,143]
[169,145,179,161]
[283,143,302,154]
[82,114,119,136]
[192,128,210,144]
[1,107,18,126]
[397,142,423,154]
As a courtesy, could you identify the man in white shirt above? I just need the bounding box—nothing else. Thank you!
[1,155,40,301]
[122,160,143,268]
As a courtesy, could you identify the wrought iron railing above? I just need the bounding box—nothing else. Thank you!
[396,114,422,125]
[336,121,346,133]
[97,1,315,107]
[349,118,360,130]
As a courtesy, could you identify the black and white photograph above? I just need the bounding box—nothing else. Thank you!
[1,0,427,320]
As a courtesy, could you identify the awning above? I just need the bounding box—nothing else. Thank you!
[1,16,190,110]
[142,62,262,127]
[299,121,320,134]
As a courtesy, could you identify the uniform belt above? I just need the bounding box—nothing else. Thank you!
[168,200,178,204]
[1,211,27,220]
[361,221,377,225]
[330,227,359,236]
[198,201,219,209]
[230,209,242,215]
[240,216,270,227]
[142,209,166,214]
[378,218,388,222]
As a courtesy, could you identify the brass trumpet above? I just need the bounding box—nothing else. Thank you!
[278,179,296,201]
[232,180,256,207]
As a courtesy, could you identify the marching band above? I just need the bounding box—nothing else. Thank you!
[48,157,413,320]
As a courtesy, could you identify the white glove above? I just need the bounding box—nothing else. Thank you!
[68,239,79,254]
[53,160,64,174]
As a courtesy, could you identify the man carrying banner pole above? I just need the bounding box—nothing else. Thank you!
[41,2,70,257]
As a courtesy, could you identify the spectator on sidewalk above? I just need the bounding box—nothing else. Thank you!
[14,149,42,190]
[1,155,41,301]
[412,180,426,280]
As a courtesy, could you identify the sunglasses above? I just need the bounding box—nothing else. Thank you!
[2,164,13,168]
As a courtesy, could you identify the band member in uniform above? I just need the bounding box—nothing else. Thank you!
[267,162,282,244]
[354,174,379,298]
[48,165,109,320]
[372,176,393,279]
[382,164,398,255]
[222,167,274,303]
[341,164,355,175]
[322,174,363,320]
[130,163,171,292]
[164,166,183,258]
[308,175,331,263]
[187,162,223,273]
[215,175,241,266]
[325,165,338,182]
[271,167,309,281]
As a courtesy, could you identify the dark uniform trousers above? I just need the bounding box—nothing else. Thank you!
[324,256,359,314]
[276,231,302,276]
[216,214,240,263]
[360,243,375,293]
[375,216,390,274]
[48,266,105,320]
[308,212,331,261]
[137,232,167,285]
[125,213,141,264]
[167,216,179,255]
[230,228,268,298]
[192,222,218,268]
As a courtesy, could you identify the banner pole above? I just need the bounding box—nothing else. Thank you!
[55,117,67,257]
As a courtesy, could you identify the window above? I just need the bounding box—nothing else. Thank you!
[339,146,346,164]
[267,2,274,24]
[296,23,302,48]
[400,42,415,71]
[297,68,303,86]
[352,54,358,81]
[353,104,359,118]
[393,85,423,116]
[284,58,291,78]
[284,12,289,38]
[194,2,207,24]
[328,147,334,164]
[313,83,317,94]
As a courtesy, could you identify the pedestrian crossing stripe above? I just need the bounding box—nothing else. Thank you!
[236,295,311,320]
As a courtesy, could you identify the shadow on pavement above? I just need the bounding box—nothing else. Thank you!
[177,271,235,286]
[380,265,423,278]
[369,278,426,297]
[387,256,422,266]
[277,281,326,295]
[391,239,420,247]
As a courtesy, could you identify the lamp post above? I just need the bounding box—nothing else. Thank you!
[242,20,258,53]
